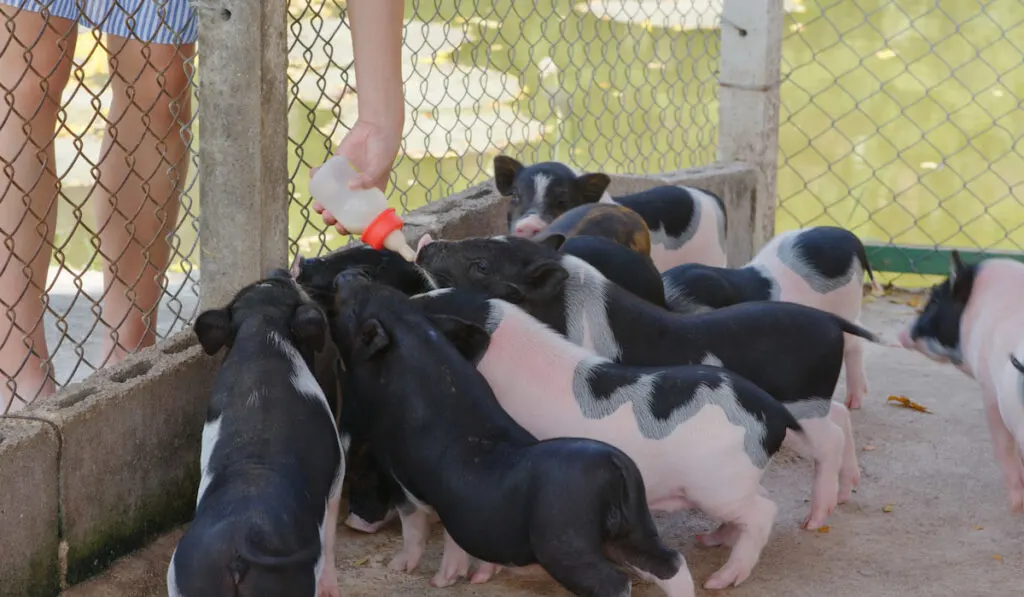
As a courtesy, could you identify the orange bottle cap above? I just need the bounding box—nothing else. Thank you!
[361,207,404,250]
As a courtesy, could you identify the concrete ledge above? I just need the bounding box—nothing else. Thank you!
[29,331,216,585]
[402,181,509,243]
[0,418,60,597]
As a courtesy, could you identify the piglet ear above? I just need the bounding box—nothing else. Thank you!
[949,249,965,284]
[292,303,327,353]
[526,259,569,299]
[535,231,567,252]
[948,250,975,303]
[289,253,304,279]
[576,172,611,204]
[357,319,391,359]
[194,308,233,355]
[426,314,491,362]
[493,155,523,196]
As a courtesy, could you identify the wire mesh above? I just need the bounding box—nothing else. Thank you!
[285,0,723,258]
[778,0,1024,288]
[0,1,200,413]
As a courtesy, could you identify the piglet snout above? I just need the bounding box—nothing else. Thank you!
[416,233,434,255]
[512,214,547,238]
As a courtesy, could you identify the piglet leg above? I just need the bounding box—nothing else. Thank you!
[829,401,862,502]
[843,333,869,410]
[431,531,471,588]
[388,506,431,573]
[982,392,1024,513]
[316,493,342,597]
[703,494,777,590]
[783,415,843,529]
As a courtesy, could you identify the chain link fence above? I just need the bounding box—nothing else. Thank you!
[0,1,200,413]
[778,0,1024,288]
[285,0,723,258]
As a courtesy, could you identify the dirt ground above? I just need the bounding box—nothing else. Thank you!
[63,294,1024,597]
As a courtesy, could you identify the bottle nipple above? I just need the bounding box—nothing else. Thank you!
[362,207,417,262]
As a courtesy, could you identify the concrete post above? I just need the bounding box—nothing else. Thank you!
[716,0,784,264]
[196,0,289,309]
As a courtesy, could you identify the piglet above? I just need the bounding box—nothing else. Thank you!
[168,273,344,597]
[898,252,1024,513]
[494,155,727,271]
[329,276,694,597]
[661,226,881,409]
[414,286,804,590]
[533,202,652,256]
[291,245,437,533]
[543,234,667,308]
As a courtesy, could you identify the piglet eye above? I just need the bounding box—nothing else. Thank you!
[471,260,491,276]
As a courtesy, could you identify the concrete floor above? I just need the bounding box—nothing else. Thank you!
[63,294,1024,597]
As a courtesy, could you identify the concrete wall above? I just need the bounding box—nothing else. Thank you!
[0,162,758,596]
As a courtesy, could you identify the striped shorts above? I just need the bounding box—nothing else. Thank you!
[0,0,197,45]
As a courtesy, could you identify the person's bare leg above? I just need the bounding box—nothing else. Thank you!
[93,36,193,365]
[0,8,76,411]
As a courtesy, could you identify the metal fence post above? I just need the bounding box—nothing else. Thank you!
[716,0,784,265]
[197,0,289,309]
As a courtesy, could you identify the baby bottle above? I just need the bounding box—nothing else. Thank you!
[308,156,417,261]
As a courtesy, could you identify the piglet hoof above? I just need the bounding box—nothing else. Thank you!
[387,549,422,574]
[702,563,751,591]
[469,562,503,584]
[1008,488,1024,514]
[695,524,740,548]
[801,513,832,531]
[430,564,469,588]
[316,567,342,597]
[344,510,394,534]
[838,471,861,504]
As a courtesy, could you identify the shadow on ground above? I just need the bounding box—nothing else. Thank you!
[63,295,1024,596]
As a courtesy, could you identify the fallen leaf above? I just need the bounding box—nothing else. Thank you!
[817,525,831,534]
[993,554,1003,563]
[906,296,920,309]
[863,444,876,451]
[973,525,984,531]
[354,556,369,566]
[882,504,894,513]
[887,395,933,414]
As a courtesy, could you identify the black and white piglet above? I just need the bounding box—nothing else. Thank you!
[556,234,667,308]
[291,245,437,533]
[661,226,882,409]
[329,275,694,597]
[899,253,1024,513]
[413,286,803,589]
[168,273,344,597]
[494,155,727,271]
[417,236,879,530]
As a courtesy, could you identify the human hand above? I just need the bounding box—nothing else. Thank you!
[312,118,402,235]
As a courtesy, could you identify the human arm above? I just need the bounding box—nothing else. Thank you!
[314,0,406,233]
